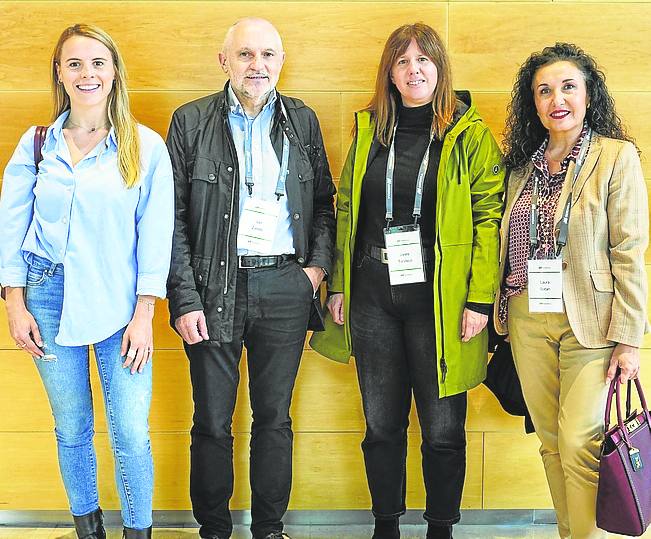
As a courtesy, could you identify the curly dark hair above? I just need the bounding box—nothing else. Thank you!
[503,42,634,169]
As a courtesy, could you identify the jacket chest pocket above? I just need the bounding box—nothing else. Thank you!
[191,156,235,186]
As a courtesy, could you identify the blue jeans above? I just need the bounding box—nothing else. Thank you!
[25,254,153,529]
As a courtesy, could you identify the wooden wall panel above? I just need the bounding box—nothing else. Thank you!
[0,2,447,92]
[449,4,651,92]
[483,432,553,509]
[3,0,651,515]
[0,430,484,510]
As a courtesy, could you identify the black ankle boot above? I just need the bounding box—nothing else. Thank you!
[426,524,452,539]
[73,508,106,539]
[372,517,399,539]
[123,526,153,538]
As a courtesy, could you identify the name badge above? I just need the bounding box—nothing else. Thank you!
[384,224,425,286]
[237,197,280,253]
[528,259,563,313]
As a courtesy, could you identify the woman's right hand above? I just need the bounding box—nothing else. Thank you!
[327,293,345,325]
[5,287,43,357]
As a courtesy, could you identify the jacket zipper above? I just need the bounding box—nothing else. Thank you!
[436,234,447,383]
[437,122,474,383]
[223,116,239,295]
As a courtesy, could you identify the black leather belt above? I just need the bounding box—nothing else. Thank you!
[358,243,434,265]
[238,254,295,269]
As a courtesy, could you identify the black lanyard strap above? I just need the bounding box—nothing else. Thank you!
[529,129,592,259]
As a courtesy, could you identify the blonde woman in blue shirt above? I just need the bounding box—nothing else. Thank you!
[0,24,173,539]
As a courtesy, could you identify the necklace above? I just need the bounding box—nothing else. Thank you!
[65,119,110,133]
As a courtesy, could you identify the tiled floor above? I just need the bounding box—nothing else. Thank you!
[0,525,560,539]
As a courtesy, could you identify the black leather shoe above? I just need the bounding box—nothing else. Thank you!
[73,508,106,539]
[122,526,152,538]
[372,517,399,539]
[426,524,452,539]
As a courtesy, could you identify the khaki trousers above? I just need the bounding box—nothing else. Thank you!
[508,291,613,539]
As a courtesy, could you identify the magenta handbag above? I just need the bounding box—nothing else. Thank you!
[596,375,651,536]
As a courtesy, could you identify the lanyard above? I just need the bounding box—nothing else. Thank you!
[385,123,435,228]
[243,102,290,201]
[529,129,592,258]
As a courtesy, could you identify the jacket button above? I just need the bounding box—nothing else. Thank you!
[208,173,216,180]
[293,213,300,220]
[562,261,568,270]
[297,257,305,264]
[224,213,229,220]
[227,166,233,173]
[220,260,225,266]
[217,306,223,313]
[289,133,294,139]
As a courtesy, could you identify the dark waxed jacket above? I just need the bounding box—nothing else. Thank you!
[166,84,336,343]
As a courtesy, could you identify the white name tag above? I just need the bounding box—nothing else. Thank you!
[528,259,563,312]
[384,224,426,286]
[237,197,280,254]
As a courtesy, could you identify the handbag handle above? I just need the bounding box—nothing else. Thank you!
[604,370,635,431]
[609,375,651,450]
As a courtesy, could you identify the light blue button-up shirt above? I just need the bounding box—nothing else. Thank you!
[227,86,294,256]
[0,111,174,346]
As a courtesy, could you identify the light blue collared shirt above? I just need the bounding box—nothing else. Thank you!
[227,86,294,256]
[0,111,174,346]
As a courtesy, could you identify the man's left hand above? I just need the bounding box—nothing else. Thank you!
[302,266,325,294]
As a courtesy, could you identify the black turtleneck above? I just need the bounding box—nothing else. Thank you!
[357,102,441,249]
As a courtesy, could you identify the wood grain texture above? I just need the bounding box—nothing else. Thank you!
[0,430,483,510]
[449,3,651,92]
[483,432,553,509]
[0,2,447,92]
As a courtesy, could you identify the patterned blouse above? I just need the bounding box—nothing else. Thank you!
[499,125,589,323]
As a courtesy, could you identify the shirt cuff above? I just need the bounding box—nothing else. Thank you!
[0,266,28,288]
[136,274,168,299]
[465,301,492,316]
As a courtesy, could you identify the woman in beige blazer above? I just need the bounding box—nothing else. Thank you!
[496,43,648,539]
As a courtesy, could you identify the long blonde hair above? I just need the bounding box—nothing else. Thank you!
[51,24,140,188]
[367,23,455,146]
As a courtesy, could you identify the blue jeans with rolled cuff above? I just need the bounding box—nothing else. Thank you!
[350,251,467,526]
[25,254,153,529]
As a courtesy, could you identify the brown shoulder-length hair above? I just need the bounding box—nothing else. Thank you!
[51,24,140,188]
[366,23,455,146]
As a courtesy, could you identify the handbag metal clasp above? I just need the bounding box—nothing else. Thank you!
[626,417,641,434]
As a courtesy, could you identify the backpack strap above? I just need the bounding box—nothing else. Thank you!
[34,125,48,173]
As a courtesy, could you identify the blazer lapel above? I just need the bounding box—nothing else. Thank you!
[553,136,603,227]
[570,136,602,205]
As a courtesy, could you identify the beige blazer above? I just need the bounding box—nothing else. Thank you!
[494,135,650,348]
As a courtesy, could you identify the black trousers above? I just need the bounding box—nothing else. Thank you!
[350,251,467,525]
[186,260,313,539]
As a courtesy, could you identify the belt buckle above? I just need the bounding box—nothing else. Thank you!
[238,256,256,269]
[380,248,389,264]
